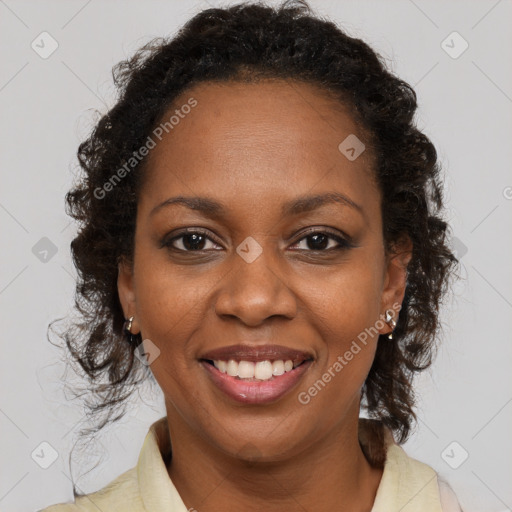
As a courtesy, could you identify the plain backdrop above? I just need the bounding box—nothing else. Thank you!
[1,1,511,511]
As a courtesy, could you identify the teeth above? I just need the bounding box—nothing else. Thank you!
[226,359,238,377]
[255,361,273,380]
[272,360,284,376]
[238,361,255,379]
[212,359,298,381]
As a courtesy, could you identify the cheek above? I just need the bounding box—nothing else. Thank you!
[299,295,380,424]
[299,253,383,399]
[305,251,384,341]
[132,242,217,377]
[133,236,216,328]
[136,274,208,339]
[133,262,204,411]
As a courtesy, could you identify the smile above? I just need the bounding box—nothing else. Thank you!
[212,358,299,380]
[200,358,313,404]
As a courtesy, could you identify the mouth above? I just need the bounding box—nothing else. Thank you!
[198,344,314,404]
[201,358,307,380]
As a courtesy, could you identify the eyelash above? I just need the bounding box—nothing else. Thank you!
[161,227,354,253]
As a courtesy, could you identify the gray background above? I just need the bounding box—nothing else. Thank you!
[1,0,511,510]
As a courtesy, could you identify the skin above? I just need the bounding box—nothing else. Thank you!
[118,79,412,512]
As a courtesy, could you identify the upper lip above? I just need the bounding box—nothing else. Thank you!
[200,344,314,365]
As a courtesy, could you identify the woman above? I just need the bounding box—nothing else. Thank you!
[41,1,460,510]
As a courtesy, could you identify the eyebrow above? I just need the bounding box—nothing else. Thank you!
[149,192,364,219]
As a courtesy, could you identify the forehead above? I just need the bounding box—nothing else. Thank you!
[156,78,368,157]
[139,79,378,218]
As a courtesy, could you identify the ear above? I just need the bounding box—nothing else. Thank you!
[117,256,141,335]
[379,235,412,334]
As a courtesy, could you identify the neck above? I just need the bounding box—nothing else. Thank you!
[165,401,383,512]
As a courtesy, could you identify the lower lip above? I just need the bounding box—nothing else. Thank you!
[200,360,313,405]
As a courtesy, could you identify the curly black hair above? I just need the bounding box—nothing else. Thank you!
[54,0,457,449]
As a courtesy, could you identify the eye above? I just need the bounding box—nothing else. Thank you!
[289,228,353,252]
[162,229,223,252]
[161,227,354,254]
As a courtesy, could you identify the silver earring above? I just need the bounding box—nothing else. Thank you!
[123,316,134,334]
[384,309,397,339]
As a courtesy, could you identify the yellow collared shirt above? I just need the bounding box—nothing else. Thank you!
[39,417,461,511]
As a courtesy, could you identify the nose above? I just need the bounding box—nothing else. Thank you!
[214,248,298,327]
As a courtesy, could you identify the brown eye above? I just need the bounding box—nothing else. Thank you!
[290,228,353,252]
[162,229,223,252]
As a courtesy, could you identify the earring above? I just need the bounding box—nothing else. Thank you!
[384,309,397,339]
[123,316,134,334]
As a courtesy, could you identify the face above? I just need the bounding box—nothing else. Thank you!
[118,79,410,461]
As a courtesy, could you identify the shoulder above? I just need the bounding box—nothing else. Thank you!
[384,442,463,511]
[38,466,142,511]
[438,477,463,512]
[359,419,462,511]
[38,416,180,512]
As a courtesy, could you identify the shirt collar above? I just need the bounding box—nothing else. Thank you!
[136,416,440,511]
[138,416,188,511]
